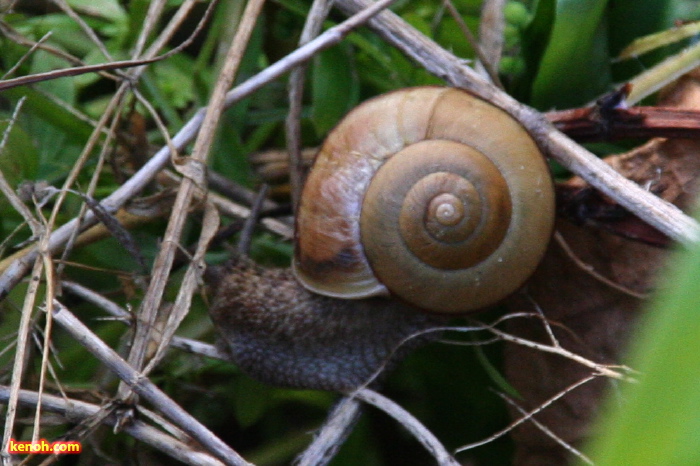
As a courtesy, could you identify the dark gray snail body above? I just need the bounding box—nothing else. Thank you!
[208,256,441,392]
[208,87,555,391]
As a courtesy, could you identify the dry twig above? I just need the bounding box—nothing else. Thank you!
[0,0,397,302]
[455,375,597,463]
[0,385,225,466]
[497,390,594,465]
[295,397,363,466]
[353,389,461,466]
[286,0,336,211]
[51,301,251,466]
[120,0,265,399]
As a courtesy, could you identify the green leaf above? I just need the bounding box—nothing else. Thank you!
[311,44,359,136]
[151,54,197,110]
[607,0,674,57]
[608,0,675,86]
[0,119,39,186]
[250,233,294,266]
[474,344,520,399]
[234,377,273,428]
[2,87,93,145]
[19,14,95,57]
[30,50,77,104]
[512,0,556,102]
[585,215,700,465]
[435,15,477,59]
[530,0,611,109]
[67,0,127,25]
[615,20,700,61]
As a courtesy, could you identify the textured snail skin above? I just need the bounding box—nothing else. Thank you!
[207,87,554,391]
[207,256,442,392]
[294,87,555,314]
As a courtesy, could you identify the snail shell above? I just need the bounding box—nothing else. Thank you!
[293,87,555,314]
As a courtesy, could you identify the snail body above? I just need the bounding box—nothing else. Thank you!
[208,256,441,392]
[294,87,555,313]
[209,87,555,391]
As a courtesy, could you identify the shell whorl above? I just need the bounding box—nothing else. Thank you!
[293,87,555,314]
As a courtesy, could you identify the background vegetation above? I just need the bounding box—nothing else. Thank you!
[2,0,700,464]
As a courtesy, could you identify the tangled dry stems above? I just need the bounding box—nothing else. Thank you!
[0,0,691,464]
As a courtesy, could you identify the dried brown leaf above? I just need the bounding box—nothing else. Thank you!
[503,69,700,465]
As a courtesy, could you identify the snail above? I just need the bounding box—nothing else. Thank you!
[294,86,555,313]
[208,87,555,391]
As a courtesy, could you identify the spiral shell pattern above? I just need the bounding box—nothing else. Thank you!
[294,87,554,313]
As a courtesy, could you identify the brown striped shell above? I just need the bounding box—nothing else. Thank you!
[293,87,555,314]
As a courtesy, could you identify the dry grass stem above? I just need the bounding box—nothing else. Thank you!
[442,0,499,86]
[435,312,633,380]
[32,263,56,445]
[237,185,270,254]
[286,0,335,211]
[57,107,125,279]
[51,0,115,61]
[60,280,130,319]
[498,391,594,465]
[0,385,225,466]
[159,169,293,238]
[143,0,203,59]
[524,296,562,348]
[0,57,159,91]
[1,31,53,80]
[45,85,127,257]
[169,337,229,360]
[0,21,121,83]
[295,397,363,466]
[2,257,44,456]
[477,0,506,87]
[131,0,168,59]
[353,389,461,466]
[455,375,597,458]
[61,280,227,360]
[51,301,251,466]
[479,323,632,381]
[133,88,181,168]
[121,0,266,399]
[207,169,282,211]
[143,202,220,374]
[554,231,648,299]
